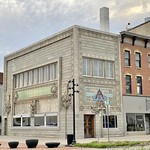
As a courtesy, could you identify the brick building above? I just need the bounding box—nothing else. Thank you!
[3,25,123,138]
[120,21,150,135]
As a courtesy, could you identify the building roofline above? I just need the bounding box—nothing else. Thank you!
[127,20,150,31]
[120,31,150,40]
[5,25,119,61]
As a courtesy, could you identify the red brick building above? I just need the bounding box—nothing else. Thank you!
[120,21,150,135]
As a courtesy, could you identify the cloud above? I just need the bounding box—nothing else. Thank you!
[0,0,150,71]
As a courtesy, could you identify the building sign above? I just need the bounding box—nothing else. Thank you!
[85,86,114,105]
[15,84,57,101]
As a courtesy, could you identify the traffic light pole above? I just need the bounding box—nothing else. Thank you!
[68,79,79,145]
[72,79,76,144]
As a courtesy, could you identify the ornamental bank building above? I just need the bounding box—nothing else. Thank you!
[3,25,124,139]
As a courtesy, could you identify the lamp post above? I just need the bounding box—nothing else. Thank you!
[68,79,79,144]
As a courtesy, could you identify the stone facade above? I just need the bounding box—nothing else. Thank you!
[3,25,123,138]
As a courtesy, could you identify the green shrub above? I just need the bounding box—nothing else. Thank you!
[75,141,150,149]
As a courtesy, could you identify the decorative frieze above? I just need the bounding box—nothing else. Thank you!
[79,28,116,42]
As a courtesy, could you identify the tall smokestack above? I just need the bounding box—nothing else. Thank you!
[100,7,109,32]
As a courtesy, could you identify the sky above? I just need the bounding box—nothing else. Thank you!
[0,0,150,72]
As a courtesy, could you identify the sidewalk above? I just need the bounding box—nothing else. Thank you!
[0,135,150,149]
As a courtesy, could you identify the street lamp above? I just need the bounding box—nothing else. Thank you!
[68,79,79,144]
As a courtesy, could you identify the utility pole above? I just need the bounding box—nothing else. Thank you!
[68,79,79,144]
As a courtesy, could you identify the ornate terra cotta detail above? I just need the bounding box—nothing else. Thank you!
[91,100,106,114]
[51,83,58,96]
[5,101,11,114]
[13,91,19,102]
[30,100,36,117]
[5,94,11,114]
[61,92,71,110]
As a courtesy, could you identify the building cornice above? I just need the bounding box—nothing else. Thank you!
[120,31,150,48]
[5,27,74,61]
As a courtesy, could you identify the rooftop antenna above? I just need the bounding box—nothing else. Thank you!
[126,23,130,30]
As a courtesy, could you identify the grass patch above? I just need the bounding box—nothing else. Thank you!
[74,141,150,149]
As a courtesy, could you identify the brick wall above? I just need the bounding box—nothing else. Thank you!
[121,41,150,96]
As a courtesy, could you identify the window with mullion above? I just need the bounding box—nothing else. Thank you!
[126,113,144,131]
[83,58,91,76]
[105,61,114,78]
[19,73,24,87]
[38,67,43,83]
[135,52,141,68]
[125,50,130,66]
[43,66,48,82]
[54,63,57,80]
[14,74,19,88]
[33,69,38,84]
[103,115,117,128]
[28,70,33,85]
[125,75,132,94]
[49,64,54,80]
[93,59,104,77]
[23,72,28,86]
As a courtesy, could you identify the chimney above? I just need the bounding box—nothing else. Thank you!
[100,7,109,32]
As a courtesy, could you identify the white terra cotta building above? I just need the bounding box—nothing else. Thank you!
[3,25,124,139]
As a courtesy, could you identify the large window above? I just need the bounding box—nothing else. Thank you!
[83,57,114,79]
[126,113,144,131]
[125,75,132,94]
[13,116,31,127]
[34,114,58,127]
[14,62,57,88]
[125,50,130,66]
[136,76,142,94]
[135,52,141,68]
[13,113,57,127]
[103,115,117,128]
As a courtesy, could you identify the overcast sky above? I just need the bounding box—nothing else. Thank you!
[0,0,150,72]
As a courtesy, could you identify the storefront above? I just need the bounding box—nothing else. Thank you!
[123,96,150,135]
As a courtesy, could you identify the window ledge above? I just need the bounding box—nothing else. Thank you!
[136,67,142,70]
[125,66,131,68]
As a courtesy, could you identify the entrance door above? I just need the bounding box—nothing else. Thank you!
[84,115,94,138]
